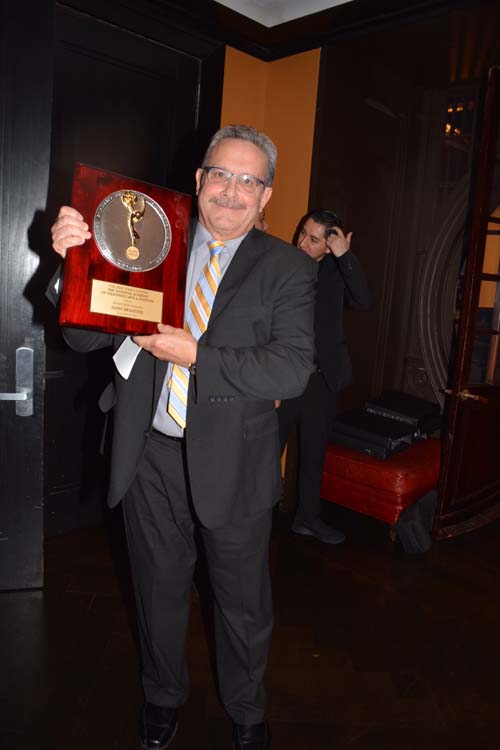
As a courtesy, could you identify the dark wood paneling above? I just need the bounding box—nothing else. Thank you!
[309,3,500,413]
[94,0,481,62]
[61,0,224,59]
[52,6,203,195]
[43,3,224,535]
[310,46,415,410]
[58,0,493,64]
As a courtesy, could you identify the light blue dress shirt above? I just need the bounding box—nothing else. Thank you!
[152,222,246,436]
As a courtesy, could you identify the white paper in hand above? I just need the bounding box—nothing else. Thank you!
[113,336,141,379]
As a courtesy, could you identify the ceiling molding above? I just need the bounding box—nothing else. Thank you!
[162,0,482,61]
[62,0,484,62]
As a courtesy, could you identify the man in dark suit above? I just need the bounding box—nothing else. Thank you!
[278,209,371,545]
[50,125,316,750]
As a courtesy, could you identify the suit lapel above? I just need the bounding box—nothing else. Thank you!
[208,228,267,327]
[152,226,266,398]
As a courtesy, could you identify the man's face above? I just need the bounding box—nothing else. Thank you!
[195,138,272,241]
[297,218,329,262]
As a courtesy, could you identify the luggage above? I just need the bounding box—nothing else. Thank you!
[395,489,437,554]
[330,409,416,459]
[365,390,441,436]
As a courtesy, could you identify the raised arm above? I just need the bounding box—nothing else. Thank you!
[48,205,114,352]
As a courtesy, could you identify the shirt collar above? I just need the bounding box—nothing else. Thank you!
[193,221,248,260]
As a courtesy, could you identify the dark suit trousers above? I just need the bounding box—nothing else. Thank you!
[121,430,273,725]
[278,371,336,525]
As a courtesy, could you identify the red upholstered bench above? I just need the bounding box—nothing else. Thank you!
[320,438,441,526]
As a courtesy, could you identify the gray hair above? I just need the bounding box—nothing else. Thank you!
[202,124,277,186]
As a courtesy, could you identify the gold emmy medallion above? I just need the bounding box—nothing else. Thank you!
[94,189,171,272]
[121,191,145,261]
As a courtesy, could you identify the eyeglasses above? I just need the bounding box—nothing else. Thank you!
[202,166,266,194]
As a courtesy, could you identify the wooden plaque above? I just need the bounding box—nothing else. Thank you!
[59,164,191,335]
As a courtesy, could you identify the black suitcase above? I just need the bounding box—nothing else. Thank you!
[395,490,437,554]
[330,409,416,459]
[365,390,441,436]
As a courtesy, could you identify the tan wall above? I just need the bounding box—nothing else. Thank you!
[221,46,320,244]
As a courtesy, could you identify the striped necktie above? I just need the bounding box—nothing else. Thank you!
[167,240,224,429]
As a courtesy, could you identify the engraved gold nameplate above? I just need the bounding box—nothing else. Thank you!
[59,164,191,336]
[90,279,163,323]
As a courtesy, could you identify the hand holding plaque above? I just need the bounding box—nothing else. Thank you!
[59,164,191,336]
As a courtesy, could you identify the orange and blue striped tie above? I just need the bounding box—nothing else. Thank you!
[167,240,224,429]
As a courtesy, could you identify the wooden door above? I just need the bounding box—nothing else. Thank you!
[435,66,500,538]
[0,2,54,589]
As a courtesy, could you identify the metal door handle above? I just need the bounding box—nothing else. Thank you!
[442,388,488,404]
[0,346,33,416]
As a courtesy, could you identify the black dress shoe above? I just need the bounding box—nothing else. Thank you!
[140,703,178,750]
[233,721,271,749]
[292,518,346,545]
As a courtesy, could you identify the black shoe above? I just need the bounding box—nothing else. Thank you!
[292,518,346,545]
[233,721,271,749]
[140,703,178,750]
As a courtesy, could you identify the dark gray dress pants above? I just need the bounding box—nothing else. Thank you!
[122,430,273,725]
[278,370,337,525]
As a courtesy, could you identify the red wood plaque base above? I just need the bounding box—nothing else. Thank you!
[59,164,191,335]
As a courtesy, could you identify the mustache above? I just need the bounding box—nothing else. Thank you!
[209,196,246,210]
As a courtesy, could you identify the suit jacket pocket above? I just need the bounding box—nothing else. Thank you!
[98,382,117,413]
[243,409,278,440]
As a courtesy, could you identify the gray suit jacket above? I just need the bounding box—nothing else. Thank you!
[49,226,317,527]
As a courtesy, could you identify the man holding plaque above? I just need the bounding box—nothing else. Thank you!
[50,125,317,750]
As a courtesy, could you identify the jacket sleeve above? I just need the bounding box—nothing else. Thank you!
[337,250,371,310]
[45,263,115,352]
[195,255,317,401]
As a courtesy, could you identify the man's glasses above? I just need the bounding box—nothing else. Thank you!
[202,166,266,194]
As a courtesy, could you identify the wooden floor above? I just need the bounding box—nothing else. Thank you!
[1,502,500,750]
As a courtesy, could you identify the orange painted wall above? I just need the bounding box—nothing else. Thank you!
[220,46,321,245]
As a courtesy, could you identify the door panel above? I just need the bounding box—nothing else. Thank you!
[0,2,54,589]
[436,66,500,538]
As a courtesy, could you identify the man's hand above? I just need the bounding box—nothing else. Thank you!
[325,227,352,258]
[134,324,198,366]
[51,206,92,258]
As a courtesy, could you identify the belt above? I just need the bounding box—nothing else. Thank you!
[151,428,185,444]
